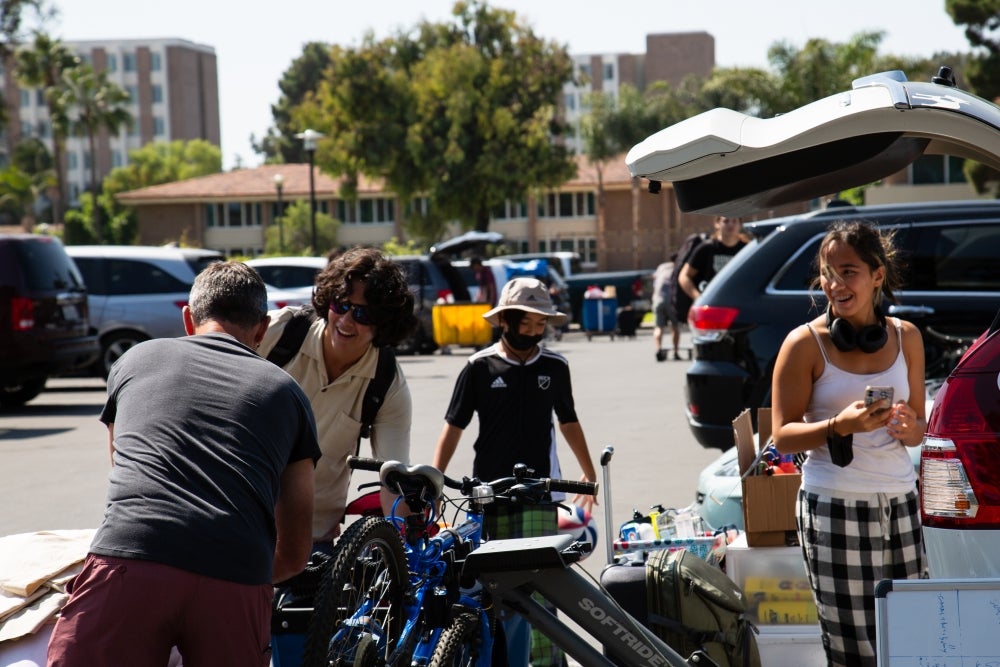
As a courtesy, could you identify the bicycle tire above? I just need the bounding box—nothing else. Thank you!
[429,611,481,667]
[301,516,408,667]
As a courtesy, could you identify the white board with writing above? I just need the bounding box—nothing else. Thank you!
[875,578,1000,667]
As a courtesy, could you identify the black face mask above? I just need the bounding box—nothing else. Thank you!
[503,330,544,351]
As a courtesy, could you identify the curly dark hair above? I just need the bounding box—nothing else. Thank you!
[810,220,903,307]
[312,247,417,347]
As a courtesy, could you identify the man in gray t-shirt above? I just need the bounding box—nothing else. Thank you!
[48,262,320,667]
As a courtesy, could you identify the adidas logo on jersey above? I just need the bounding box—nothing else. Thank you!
[490,377,507,389]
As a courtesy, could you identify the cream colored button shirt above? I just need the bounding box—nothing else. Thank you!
[260,308,411,540]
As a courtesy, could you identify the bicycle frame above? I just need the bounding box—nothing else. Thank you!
[327,494,496,666]
[462,534,703,667]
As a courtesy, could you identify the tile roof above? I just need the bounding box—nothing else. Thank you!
[115,153,637,204]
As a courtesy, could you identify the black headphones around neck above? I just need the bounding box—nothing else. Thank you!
[826,304,888,353]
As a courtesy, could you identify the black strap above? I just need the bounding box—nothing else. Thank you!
[357,346,397,454]
[265,306,318,368]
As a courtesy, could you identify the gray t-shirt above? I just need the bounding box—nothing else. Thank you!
[91,333,319,585]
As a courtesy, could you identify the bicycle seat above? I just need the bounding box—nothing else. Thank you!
[380,461,445,500]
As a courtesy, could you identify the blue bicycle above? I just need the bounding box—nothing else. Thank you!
[300,457,596,667]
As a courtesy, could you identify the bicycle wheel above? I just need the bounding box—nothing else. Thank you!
[429,611,481,667]
[302,516,408,667]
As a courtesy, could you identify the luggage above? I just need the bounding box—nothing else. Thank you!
[644,548,761,667]
[615,306,639,338]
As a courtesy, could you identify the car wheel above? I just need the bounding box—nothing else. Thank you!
[94,331,149,378]
[0,376,47,407]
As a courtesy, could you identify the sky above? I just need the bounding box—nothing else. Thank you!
[46,0,974,170]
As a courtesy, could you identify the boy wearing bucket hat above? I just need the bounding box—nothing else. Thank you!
[433,276,597,666]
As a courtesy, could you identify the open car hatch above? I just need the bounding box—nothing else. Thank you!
[626,70,1000,216]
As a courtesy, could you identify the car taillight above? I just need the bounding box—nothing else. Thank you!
[11,297,34,331]
[920,331,1000,528]
[688,305,738,342]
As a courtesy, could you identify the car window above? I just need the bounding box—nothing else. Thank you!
[72,257,108,294]
[255,266,320,289]
[94,259,190,296]
[771,236,822,292]
[897,223,1000,292]
[13,240,86,291]
[184,255,223,275]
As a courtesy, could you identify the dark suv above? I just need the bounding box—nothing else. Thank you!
[683,201,1000,449]
[0,235,100,406]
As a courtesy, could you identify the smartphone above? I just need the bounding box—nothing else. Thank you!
[864,385,894,414]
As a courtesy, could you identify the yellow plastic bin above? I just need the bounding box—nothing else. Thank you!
[432,303,493,348]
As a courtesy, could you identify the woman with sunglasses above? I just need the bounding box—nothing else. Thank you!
[259,247,417,544]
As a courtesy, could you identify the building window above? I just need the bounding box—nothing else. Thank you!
[37,121,50,138]
[20,90,30,107]
[123,53,136,72]
[151,84,163,104]
[227,201,242,227]
[153,116,165,137]
[112,151,123,168]
[84,152,92,169]
[20,121,32,138]
[125,85,138,104]
[603,63,614,80]
[579,63,591,81]
[69,184,80,201]
[127,120,139,137]
[911,155,967,185]
[106,53,117,72]
[150,52,162,71]
[36,89,45,105]
[68,152,78,170]
[564,93,576,111]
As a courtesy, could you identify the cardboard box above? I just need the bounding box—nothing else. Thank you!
[734,408,801,547]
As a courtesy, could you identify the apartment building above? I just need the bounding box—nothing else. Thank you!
[562,32,715,154]
[2,38,220,205]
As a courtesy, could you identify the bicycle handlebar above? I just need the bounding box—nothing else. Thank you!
[348,456,598,500]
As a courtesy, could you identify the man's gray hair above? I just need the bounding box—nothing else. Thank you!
[188,261,268,329]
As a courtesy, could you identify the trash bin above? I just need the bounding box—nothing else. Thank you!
[432,303,493,348]
[581,298,616,340]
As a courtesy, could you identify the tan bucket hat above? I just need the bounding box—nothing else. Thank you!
[483,277,568,327]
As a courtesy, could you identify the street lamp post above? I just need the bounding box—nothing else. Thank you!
[273,173,284,253]
[295,129,325,255]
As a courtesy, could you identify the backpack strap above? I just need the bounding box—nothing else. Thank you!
[356,346,397,455]
[266,306,318,368]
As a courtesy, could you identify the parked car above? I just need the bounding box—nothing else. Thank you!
[247,250,474,356]
[627,69,1000,450]
[245,256,327,299]
[920,310,1000,577]
[67,245,225,376]
[628,67,1000,581]
[453,257,574,326]
[0,235,100,406]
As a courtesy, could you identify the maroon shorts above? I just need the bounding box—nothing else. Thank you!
[47,554,272,667]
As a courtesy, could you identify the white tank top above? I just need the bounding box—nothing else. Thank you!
[800,318,917,493]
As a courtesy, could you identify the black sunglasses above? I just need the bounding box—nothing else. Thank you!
[330,300,374,326]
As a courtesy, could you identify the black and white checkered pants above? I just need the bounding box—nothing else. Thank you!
[797,486,926,667]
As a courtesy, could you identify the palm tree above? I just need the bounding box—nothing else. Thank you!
[57,63,132,242]
[16,32,78,226]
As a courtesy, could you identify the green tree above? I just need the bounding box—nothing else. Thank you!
[15,31,78,225]
[295,0,576,237]
[262,199,339,255]
[86,139,223,245]
[254,41,335,164]
[946,0,1000,195]
[57,63,132,241]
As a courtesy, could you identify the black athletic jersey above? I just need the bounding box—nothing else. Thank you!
[444,344,579,483]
